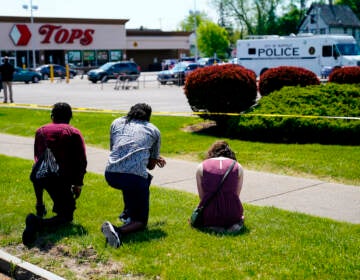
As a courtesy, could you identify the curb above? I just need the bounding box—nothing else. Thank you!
[0,249,65,280]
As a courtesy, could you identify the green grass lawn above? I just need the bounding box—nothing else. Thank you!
[1,155,359,279]
[0,107,359,185]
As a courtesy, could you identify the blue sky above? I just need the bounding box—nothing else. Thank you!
[0,0,218,30]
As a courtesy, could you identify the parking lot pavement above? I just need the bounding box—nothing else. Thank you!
[6,74,194,115]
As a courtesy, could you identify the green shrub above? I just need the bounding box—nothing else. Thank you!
[235,83,360,144]
[259,66,320,96]
[328,66,360,84]
[184,64,257,126]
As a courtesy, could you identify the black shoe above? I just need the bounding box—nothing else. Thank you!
[36,204,47,217]
[22,213,41,247]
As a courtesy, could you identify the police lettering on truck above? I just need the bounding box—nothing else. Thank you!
[257,45,300,57]
[236,34,360,76]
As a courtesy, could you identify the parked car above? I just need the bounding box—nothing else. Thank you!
[13,67,41,83]
[68,63,79,75]
[197,57,222,66]
[157,62,202,85]
[178,57,196,63]
[184,63,203,79]
[87,61,140,83]
[35,64,77,80]
[161,59,177,70]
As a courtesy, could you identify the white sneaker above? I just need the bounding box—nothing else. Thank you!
[101,221,121,248]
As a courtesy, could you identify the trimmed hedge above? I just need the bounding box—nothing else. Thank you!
[184,64,257,126]
[259,66,320,96]
[234,83,360,144]
[328,66,360,84]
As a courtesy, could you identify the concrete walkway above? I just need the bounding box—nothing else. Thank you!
[1,132,359,224]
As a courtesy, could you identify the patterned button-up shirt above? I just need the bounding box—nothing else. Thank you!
[105,117,161,178]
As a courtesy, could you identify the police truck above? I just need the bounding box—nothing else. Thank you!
[236,34,360,76]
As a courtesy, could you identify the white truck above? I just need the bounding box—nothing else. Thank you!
[236,34,360,76]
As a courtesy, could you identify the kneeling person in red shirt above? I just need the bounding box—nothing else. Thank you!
[23,102,87,247]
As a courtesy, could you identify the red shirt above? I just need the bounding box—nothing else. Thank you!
[34,123,87,186]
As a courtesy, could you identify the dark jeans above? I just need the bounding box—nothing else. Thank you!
[105,171,152,225]
[33,177,75,222]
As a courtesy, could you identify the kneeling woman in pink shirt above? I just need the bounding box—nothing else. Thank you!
[195,140,244,233]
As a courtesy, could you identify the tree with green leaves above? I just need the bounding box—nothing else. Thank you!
[197,21,230,58]
[179,11,210,32]
[211,0,282,35]
[335,0,360,20]
[274,4,303,35]
[210,0,314,36]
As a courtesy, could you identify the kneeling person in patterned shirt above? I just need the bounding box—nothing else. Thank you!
[102,103,166,248]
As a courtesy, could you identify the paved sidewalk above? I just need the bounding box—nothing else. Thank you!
[0,133,359,224]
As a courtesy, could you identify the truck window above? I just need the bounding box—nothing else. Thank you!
[336,43,360,55]
[322,45,332,57]
[248,48,256,55]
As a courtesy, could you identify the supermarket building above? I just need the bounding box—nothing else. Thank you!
[0,16,192,71]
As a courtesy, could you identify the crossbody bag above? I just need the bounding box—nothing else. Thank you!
[190,159,236,228]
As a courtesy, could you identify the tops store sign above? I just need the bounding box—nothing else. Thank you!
[10,24,32,46]
[4,22,126,50]
[39,24,94,45]
[10,24,94,46]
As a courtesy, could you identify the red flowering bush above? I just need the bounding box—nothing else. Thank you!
[259,66,320,96]
[328,66,360,84]
[184,64,257,126]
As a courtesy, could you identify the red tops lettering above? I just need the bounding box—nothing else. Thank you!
[39,24,94,46]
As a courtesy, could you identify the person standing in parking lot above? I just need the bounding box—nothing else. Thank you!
[0,56,15,103]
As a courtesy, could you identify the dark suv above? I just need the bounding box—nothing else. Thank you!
[87,61,140,83]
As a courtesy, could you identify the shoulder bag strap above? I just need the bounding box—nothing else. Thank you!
[201,159,236,209]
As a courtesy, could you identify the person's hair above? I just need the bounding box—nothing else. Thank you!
[206,140,237,160]
[126,103,152,122]
[51,102,72,123]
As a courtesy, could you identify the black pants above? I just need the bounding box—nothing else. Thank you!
[33,177,76,223]
[105,171,152,225]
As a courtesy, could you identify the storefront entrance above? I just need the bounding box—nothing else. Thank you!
[40,50,65,66]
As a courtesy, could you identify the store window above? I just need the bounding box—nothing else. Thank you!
[68,51,82,66]
[83,50,95,66]
[97,50,108,65]
[110,50,122,61]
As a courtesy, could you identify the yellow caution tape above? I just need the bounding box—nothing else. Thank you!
[1,103,359,120]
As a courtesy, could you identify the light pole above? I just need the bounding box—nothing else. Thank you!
[189,1,198,62]
[22,0,38,69]
[193,0,198,62]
